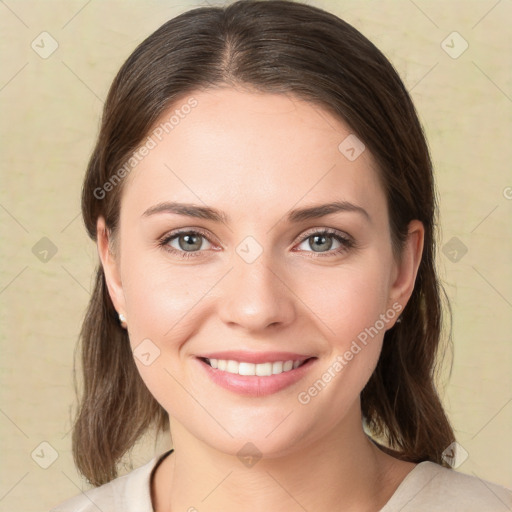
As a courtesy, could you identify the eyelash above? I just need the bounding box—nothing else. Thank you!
[158,227,355,260]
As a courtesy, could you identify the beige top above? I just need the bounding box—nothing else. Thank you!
[51,450,512,511]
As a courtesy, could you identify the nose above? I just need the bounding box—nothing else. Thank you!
[218,251,296,332]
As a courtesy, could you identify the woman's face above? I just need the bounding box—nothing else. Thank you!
[99,87,422,458]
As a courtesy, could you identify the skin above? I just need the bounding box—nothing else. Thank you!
[97,87,423,511]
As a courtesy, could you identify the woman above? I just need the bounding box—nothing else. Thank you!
[51,1,512,510]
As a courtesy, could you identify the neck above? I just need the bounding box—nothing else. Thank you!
[152,408,412,512]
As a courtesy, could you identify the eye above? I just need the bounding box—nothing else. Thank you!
[294,228,354,257]
[159,229,215,259]
[158,227,355,260]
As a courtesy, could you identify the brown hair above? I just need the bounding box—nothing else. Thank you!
[73,0,455,486]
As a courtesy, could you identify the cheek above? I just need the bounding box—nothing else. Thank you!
[121,251,216,343]
[290,259,393,402]
[295,259,392,346]
[119,255,216,418]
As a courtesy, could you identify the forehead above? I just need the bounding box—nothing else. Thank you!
[120,87,386,222]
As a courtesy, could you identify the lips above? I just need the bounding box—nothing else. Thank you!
[195,351,317,396]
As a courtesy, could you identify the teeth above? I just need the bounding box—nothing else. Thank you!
[255,362,271,376]
[283,360,293,371]
[272,361,283,374]
[238,362,255,376]
[207,358,304,376]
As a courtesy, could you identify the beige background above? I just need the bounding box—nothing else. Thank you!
[0,0,511,510]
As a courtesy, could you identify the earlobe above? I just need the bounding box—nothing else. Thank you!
[388,220,424,312]
[96,216,126,317]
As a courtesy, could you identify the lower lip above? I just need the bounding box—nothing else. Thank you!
[196,357,316,396]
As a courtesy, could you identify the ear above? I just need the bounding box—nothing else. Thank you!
[388,219,424,314]
[97,216,126,316]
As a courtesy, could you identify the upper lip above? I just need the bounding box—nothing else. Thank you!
[197,351,315,364]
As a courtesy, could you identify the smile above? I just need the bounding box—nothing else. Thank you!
[196,352,317,396]
[203,358,308,376]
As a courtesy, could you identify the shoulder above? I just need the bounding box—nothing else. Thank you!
[49,455,160,512]
[381,461,512,512]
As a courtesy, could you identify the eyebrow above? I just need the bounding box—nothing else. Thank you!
[142,200,370,224]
